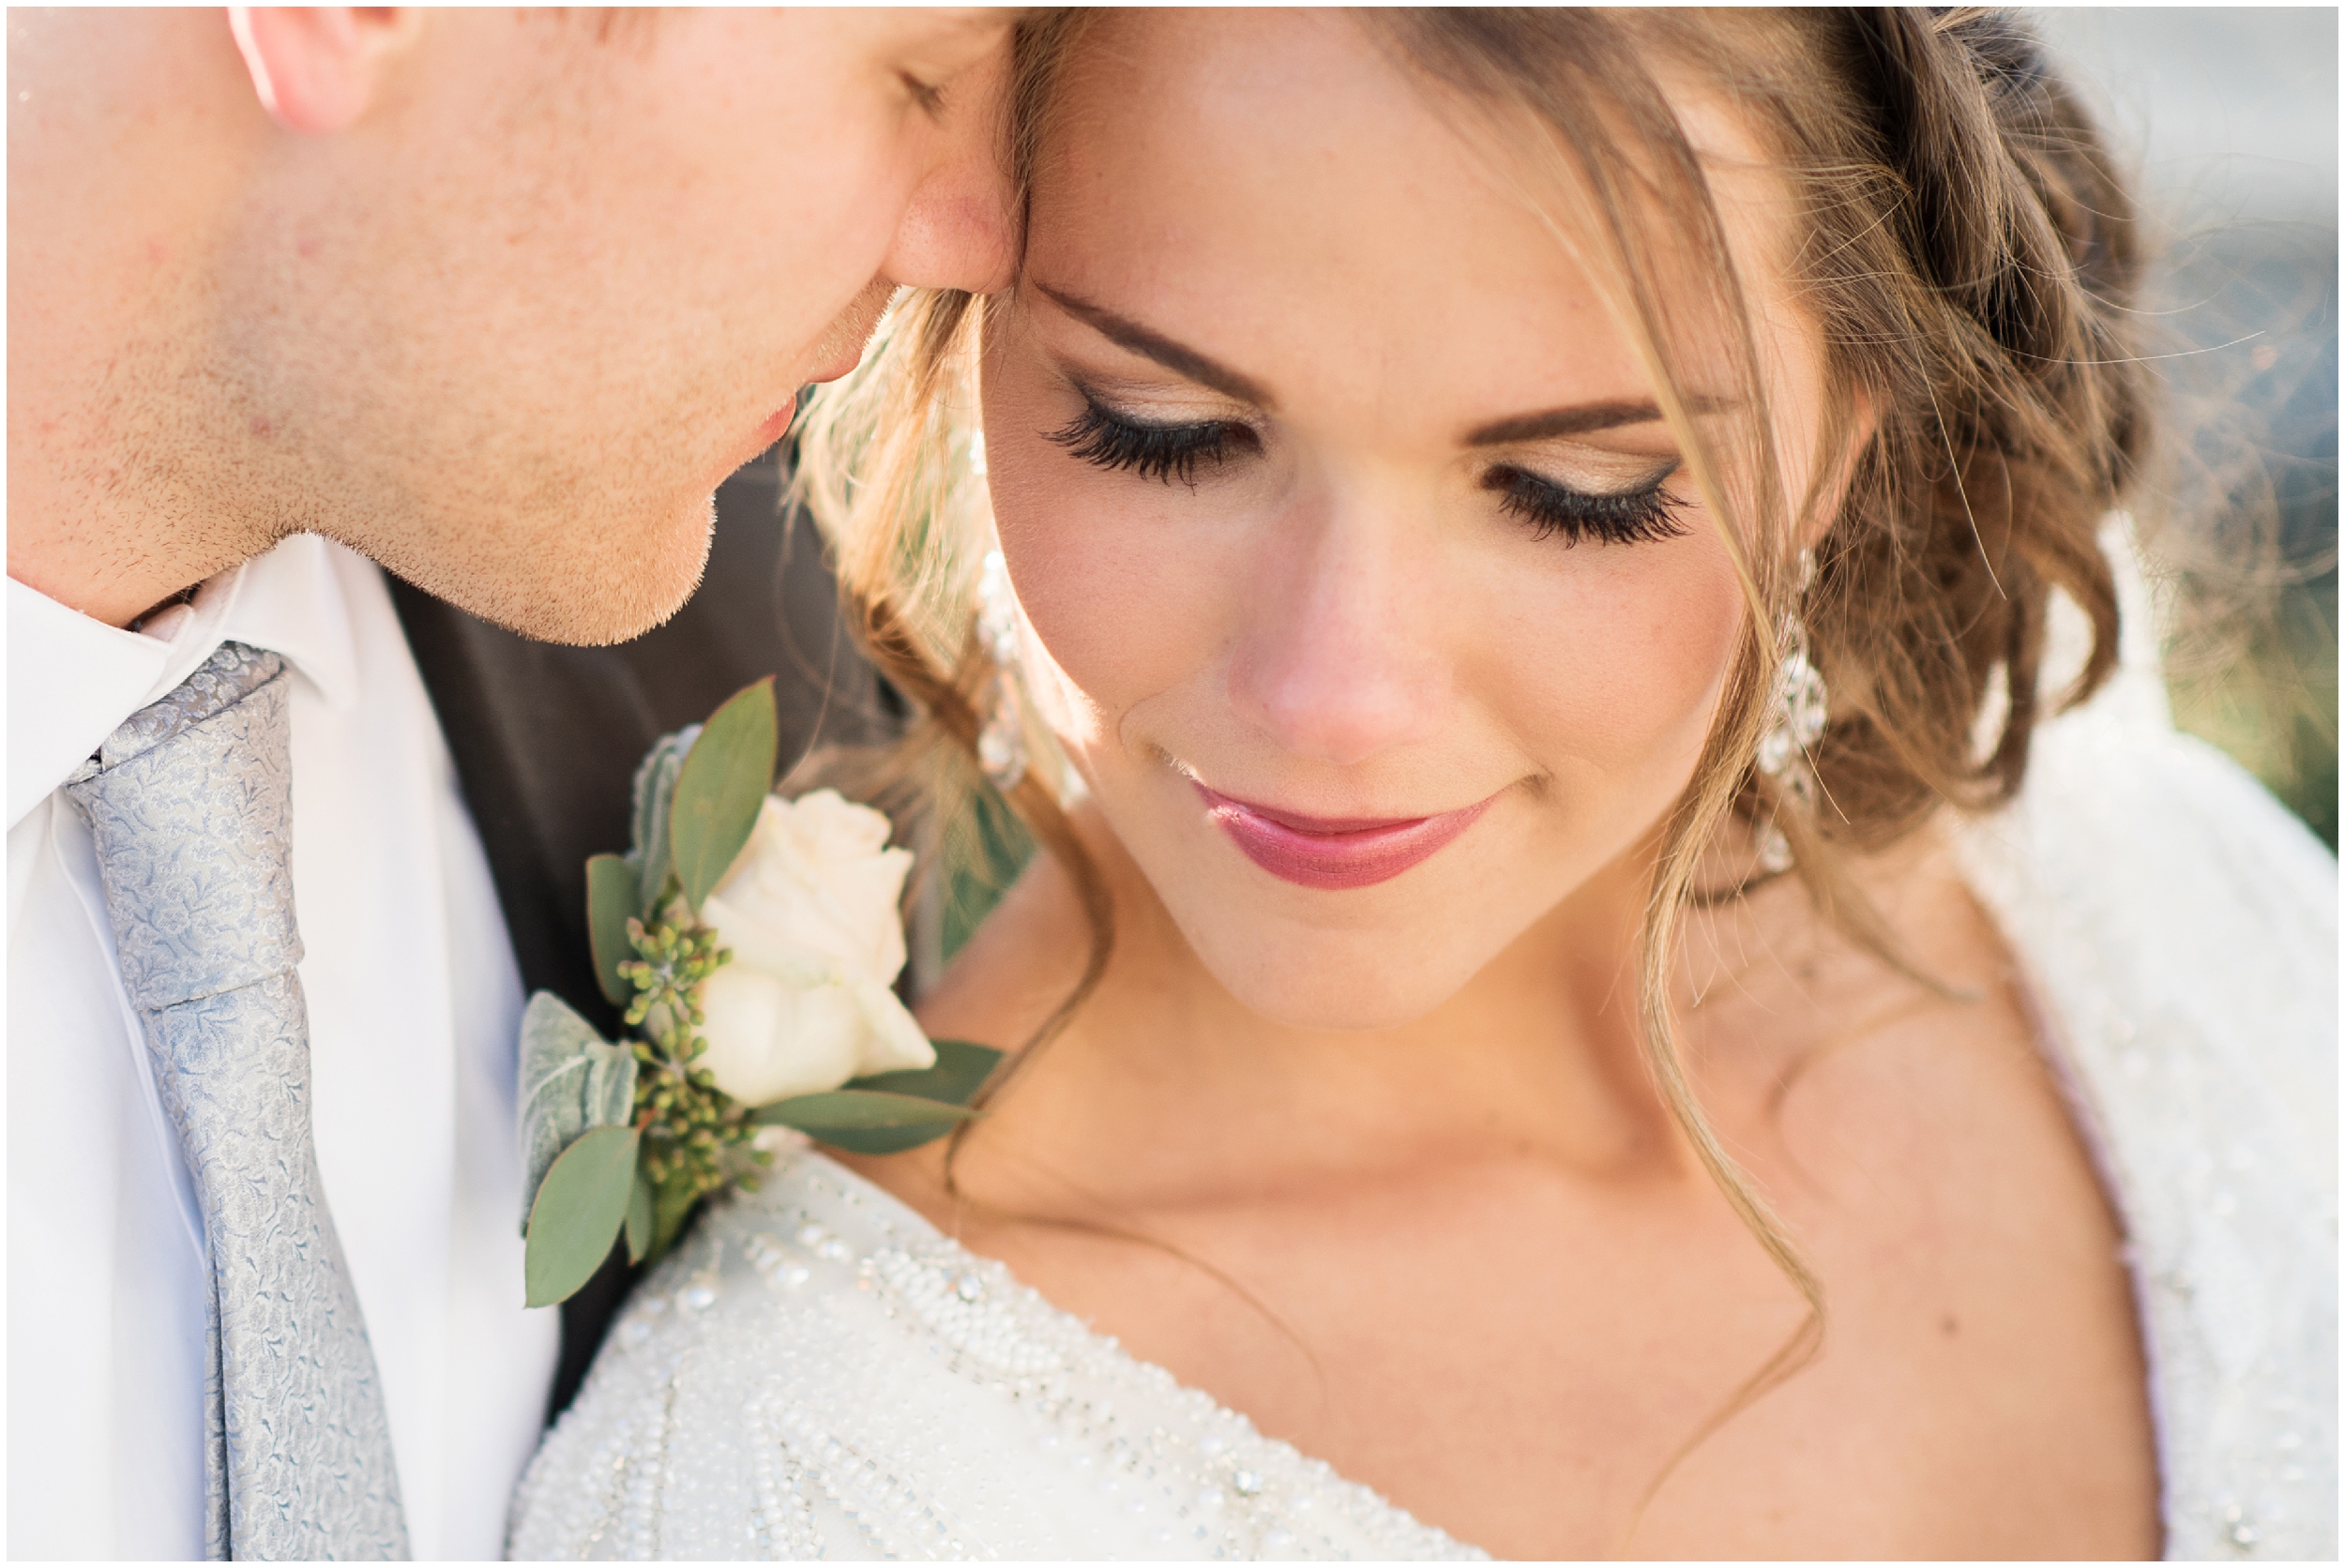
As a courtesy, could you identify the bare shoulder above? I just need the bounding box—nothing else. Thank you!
[1675,830,2160,1556]
[1748,833,2096,1222]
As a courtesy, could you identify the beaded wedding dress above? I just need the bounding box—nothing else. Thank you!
[508,558,2337,1561]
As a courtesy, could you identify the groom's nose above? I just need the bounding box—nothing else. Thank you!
[878,40,1016,295]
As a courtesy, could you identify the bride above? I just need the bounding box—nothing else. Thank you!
[510,8,2335,1560]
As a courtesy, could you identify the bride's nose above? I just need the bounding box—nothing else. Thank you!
[1226,502,1452,767]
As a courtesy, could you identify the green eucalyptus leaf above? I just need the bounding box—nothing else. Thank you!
[625,1170,654,1264]
[628,727,697,919]
[753,1088,980,1155]
[669,678,778,912]
[516,991,639,1234]
[846,1039,1005,1108]
[584,856,642,1007]
[751,1088,983,1131]
[523,1125,641,1308]
[808,1122,975,1157]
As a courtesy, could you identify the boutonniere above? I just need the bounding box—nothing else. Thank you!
[517,678,1001,1307]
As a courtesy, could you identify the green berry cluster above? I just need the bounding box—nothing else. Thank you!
[616,911,727,1042]
[618,912,766,1204]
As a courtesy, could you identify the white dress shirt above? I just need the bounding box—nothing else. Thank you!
[8,535,560,1559]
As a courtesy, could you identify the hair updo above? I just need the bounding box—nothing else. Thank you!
[793,4,2144,1425]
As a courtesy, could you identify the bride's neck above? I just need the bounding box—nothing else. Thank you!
[909,803,1689,1216]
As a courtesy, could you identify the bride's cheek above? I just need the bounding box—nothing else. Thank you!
[1501,547,1744,820]
[991,485,1244,758]
[984,452,1187,756]
[1020,547,1214,767]
[1611,564,1745,791]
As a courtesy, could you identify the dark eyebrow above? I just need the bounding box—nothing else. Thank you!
[1034,283,1275,408]
[1465,398,1730,446]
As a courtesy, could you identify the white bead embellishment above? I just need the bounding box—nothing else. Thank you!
[509,1161,1487,1560]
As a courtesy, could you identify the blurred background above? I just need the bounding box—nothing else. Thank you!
[2032,8,2338,847]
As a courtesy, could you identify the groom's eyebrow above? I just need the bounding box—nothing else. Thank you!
[1034,283,1274,407]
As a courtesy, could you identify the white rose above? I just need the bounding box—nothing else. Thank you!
[692,790,934,1105]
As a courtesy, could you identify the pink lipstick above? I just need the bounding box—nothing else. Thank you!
[1195,783,1493,891]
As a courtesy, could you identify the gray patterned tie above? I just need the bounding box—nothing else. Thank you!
[66,641,411,1561]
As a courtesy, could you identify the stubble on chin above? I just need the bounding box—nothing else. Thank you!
[807,276,900,382]
[362,476,721,648]
[234,319,732,647]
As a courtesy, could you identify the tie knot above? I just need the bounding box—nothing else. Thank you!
[99,641,288,770]
[66,641,304,1009]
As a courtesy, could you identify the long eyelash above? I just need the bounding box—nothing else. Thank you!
[1045,397,1251,487]
[1483,465,1691,548]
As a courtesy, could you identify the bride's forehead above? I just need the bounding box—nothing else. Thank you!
[1041,13,1791,260]
[1027,11,1809,389]
[1034,16,1575,302]
[1046,12,1458,188]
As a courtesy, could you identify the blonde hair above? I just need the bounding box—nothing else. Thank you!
[794,3,2141,1479]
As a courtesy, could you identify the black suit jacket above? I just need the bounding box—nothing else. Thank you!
[388,448,897,1420]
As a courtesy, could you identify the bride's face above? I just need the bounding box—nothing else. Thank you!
[980,10,1830,1030]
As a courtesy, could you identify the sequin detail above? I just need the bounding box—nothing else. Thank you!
[1952,594,2337,1560]
[510,1153,1483,1560]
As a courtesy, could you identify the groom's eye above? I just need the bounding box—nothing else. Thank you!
[1045,394,1261,488]
[899,71,945,118]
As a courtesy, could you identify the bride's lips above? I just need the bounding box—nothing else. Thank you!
[1194,783,1494,891]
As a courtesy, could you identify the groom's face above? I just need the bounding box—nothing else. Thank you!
[224,8,1012,645]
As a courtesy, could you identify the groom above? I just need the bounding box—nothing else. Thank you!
[8,8,1012,1559]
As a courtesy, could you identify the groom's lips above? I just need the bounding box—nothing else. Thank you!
[750,404,795,450]
[1194,783,1493,891]
[805,339,868,384]
[704,403,796,492]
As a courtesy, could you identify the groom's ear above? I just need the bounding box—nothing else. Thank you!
[227,8,424,135]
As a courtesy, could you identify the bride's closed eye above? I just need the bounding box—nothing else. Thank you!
[1480,460,1690,548]
[1048,389,1689,550]
[1046,393,1263,487]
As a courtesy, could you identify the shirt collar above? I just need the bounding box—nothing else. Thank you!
[216,534,362,716]
[7,535,364,829]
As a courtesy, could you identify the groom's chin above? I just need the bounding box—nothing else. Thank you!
[376,490,719,648]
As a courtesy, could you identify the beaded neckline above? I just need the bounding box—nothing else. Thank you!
[769,1144,1487,1559]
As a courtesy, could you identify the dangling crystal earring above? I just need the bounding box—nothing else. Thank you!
[1754,551,1826,874]
[975,550,1028,792]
